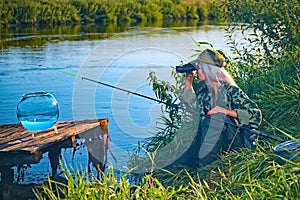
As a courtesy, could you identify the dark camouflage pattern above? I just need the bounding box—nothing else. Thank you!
[193,81,262,128]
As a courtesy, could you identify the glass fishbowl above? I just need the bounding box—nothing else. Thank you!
[17,92,59,132]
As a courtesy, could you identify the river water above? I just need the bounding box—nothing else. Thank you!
[0,23,229,184]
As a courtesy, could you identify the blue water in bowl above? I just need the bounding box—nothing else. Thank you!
[17,92,59,131]
[19,116,57,132]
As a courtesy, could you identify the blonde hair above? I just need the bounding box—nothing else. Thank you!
[201,63,238,87]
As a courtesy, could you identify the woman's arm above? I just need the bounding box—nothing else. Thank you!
[207,106,238,118]
[207,85,262,128]
[230,86,262,128]
[179,72,201,112]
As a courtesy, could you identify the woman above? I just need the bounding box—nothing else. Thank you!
[179,49,262,166]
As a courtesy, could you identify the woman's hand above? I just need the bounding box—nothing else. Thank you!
[207,106,237,118]
[184,71,194,91]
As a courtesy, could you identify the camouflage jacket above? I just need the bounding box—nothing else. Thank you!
[180,81,262,128]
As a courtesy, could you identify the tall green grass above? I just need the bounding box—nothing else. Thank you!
[36,144,300,199]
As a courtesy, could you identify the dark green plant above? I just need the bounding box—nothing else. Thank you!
[142,69,185,152]
[0,2,14,25]
[222,0,299,85]
[258,77,300,134]
[221,0,299,137]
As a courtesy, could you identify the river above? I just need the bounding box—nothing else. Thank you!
[0,23,229,184]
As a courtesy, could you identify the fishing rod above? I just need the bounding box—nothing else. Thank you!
[39,65,179,110]
[40,65,299,156]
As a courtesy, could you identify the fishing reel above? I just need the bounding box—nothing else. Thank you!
[247,129,299,164]
[273,138,300,164]
[176,63,197,73]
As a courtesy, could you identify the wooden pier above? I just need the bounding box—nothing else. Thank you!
[0,118,109,184]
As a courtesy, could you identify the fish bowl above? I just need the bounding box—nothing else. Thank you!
[17,92,59,132]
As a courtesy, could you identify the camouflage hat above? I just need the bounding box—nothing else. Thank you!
[190,49,226,68]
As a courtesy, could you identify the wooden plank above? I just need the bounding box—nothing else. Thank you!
[0,119,98,151]
[0,126,26,143]
[0,124,31,146]
[0,119,108,168]
[0,127,20,138]
[0,120,100,153]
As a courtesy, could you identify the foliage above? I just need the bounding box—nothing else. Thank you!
[35,165,191,199]
[142,69,185,152]
[221,0,300,137]
[223,0,299,87]
[36,145,300,199]
[210,146,300,199]
[0,0,224,27]
[152,144,300,199]
[258,77,300,134]
[224,0,299,54]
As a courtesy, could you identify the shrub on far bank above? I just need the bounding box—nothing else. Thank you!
[0,0,224,27]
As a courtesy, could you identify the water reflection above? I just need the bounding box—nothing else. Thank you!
[0,20,222,50]
[0,25,116,50]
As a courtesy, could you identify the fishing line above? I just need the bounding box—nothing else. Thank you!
[39,65,179,110]
[40,65,297,146]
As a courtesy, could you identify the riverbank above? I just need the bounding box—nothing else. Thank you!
[34,146,300,199]
[0,0,223,27]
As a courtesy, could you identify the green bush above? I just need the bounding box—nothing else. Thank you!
[0,2,14,25]
[222,0,299,137]
[0,0,223,27]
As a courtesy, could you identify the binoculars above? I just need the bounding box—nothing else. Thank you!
[175,63,196,73]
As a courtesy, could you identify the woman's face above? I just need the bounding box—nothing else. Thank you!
[197,65,205,82]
